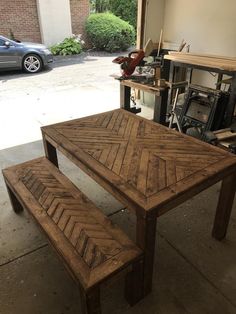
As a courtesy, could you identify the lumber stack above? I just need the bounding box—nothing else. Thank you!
[164,52,236,72]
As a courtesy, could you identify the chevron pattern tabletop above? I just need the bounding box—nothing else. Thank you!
[42,109,236,214]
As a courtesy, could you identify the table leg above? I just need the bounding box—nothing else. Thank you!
[79,286,101,314]
[42,135,58,167]
[212,172,236,240]
[125,211,157,305]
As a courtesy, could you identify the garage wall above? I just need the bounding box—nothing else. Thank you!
[144,0,165,44]
[163,0,236,87]
[163,0,236,56]
[37,0,73,46]
[0,0,41,43]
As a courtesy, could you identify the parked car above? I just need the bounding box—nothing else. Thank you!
[0,35,53,73]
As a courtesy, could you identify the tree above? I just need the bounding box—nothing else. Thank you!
[90,0,110,13]
[89,0,137,29]
[109,0,137,28]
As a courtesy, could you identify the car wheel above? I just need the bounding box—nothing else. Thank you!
[23,54,42,73]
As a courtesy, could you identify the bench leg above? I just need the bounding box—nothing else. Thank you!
[212,172,236,240]
[6,185,24,213]
[80,287,101,314]
[125,258,144,306]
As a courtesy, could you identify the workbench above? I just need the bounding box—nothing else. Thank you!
[164,52,236,127]
[120,79,168,124]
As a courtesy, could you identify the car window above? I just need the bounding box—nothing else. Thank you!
[0,39,6,46]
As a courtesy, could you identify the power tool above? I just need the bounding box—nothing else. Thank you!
[112,39,154,78]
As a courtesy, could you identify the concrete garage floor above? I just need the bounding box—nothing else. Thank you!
[0,55,236,314]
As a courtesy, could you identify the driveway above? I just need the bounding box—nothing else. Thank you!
[0,52,121,149]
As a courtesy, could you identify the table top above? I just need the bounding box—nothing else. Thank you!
[164,52,236,73]
[42,109,236,216]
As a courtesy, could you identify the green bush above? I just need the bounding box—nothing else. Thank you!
[85,13,135,52]
[50,36,83,56]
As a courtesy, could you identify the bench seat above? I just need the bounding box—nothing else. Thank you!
[2,157,143,314]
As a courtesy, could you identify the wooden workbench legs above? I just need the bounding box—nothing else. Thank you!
[125,211,157,305]
[120,83,168,124]
[42,135,58,167]
[212,172,236,240]
[120,84,131,110]
[225,73,236,127]
[153,89,168,125]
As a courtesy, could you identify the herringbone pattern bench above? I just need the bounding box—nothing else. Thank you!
[2,157,143,314]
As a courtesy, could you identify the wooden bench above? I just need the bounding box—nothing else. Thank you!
[2,157,143,314]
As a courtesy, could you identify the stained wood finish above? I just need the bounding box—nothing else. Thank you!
[136,211,157,296]
[80,287,101,314]
[42,133,58,167]
[212,172,236,240]
[2,157,142,313]
[5,184,24,213]
[42,109,236,214]
[41,109,236,299]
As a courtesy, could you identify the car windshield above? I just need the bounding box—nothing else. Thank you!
[0,36,21,44]
[10,38,21,43]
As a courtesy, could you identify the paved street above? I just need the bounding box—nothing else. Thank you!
[0,53,121,149]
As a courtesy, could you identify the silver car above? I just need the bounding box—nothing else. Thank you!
[0,35,53,73]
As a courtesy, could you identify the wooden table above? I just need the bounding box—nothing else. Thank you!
[120,79,168,124]
[164,52,236,127]
[41,109,236,302]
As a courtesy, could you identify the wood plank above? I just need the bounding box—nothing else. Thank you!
[120,80,164,95]
[136,149,150,195]
[164,53,236,72]
[168,51,236,62]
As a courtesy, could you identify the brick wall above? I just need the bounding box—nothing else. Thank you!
[0,0,41,43]
[0,0,90,44]
[70,0,90,41]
